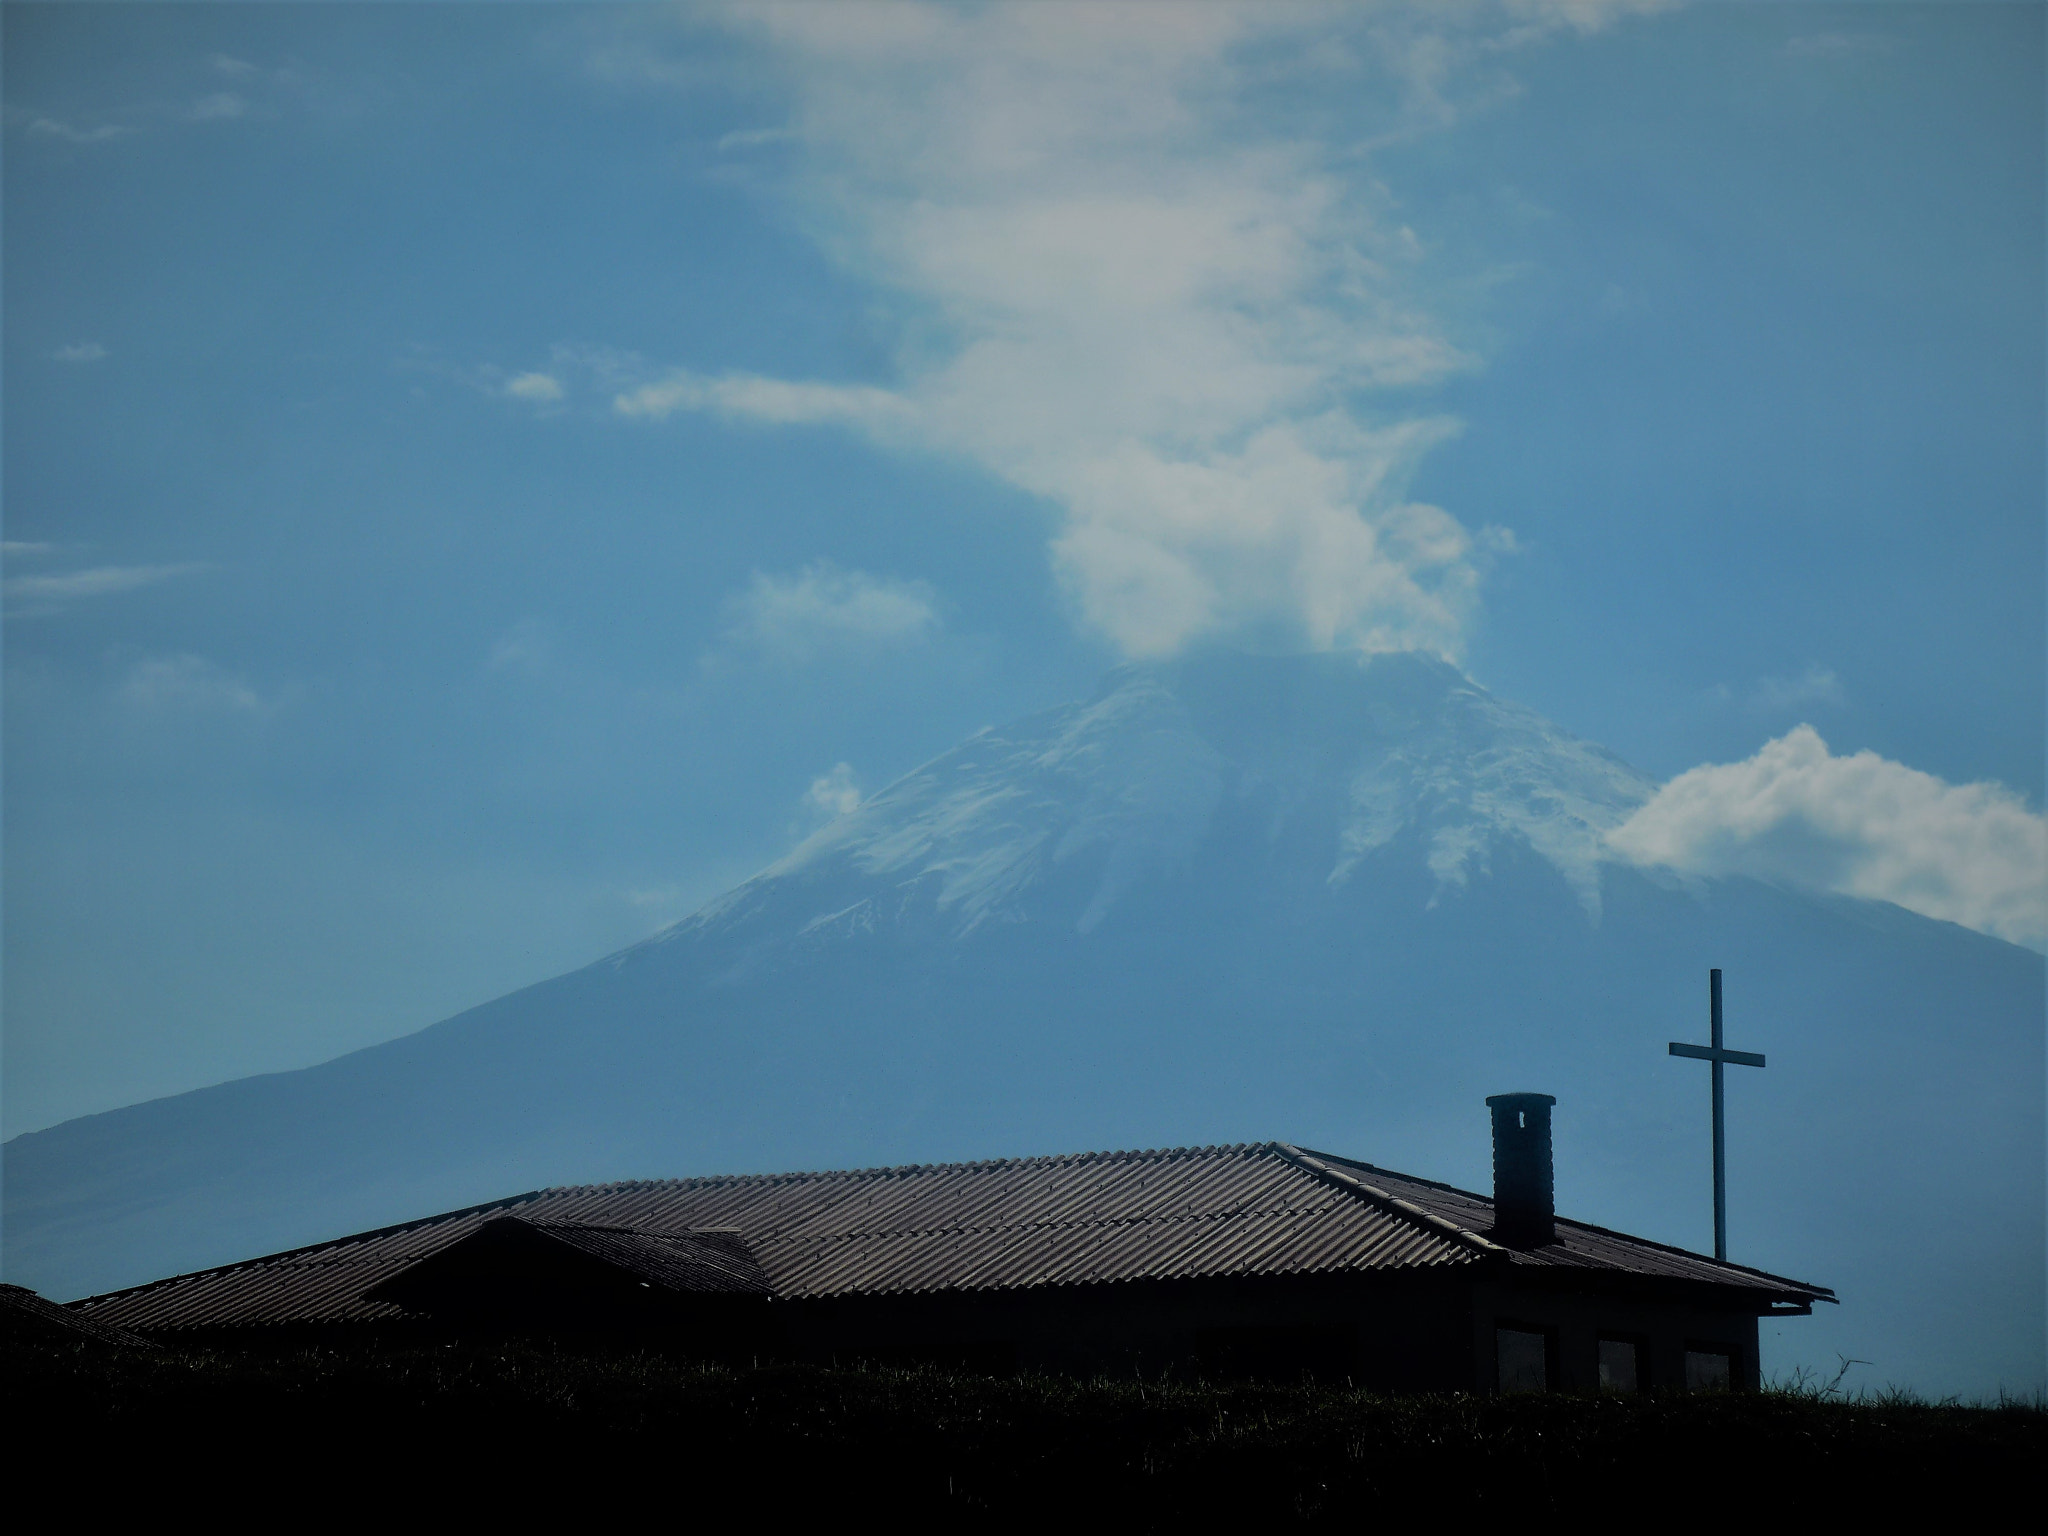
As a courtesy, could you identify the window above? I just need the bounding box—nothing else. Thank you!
[1496,1326,1549,1392]
[1598,1337,1639,1393]
[1684,1347,1734,1391]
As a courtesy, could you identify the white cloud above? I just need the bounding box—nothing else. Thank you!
[1784,32,1898,59]
[3,562,208,609]
[505,371,566,402]
[2,541,56,557]
[804,762,864,820]
[616,370,914,433]
[1608,726,2047,953]
[52,341,109,363]
[27,117,125,144]
[1752,663,1845,713]
[212,54,259,77]
[721,563,939,661]
[190,92,248,121]
[118,654,262,713]
[613,2,1673,659]
[1509,0,1675,32]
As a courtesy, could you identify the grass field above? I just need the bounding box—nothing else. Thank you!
[11,1329,2040,1524]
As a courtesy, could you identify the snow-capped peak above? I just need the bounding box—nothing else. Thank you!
[685,652,1656,947]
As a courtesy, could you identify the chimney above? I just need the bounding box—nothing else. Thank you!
[1485,1092,1557,1247]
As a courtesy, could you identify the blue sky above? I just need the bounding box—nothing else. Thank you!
[5,1,2042,1134]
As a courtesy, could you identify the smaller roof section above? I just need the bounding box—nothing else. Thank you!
[2,1283,157,1349]
[364,1217,771,1320]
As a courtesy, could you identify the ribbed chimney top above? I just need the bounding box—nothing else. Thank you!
[1486,1092,1557,1248]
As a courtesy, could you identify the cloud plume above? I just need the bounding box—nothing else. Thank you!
[607,2,1654,658]
[1608,726,2048,953]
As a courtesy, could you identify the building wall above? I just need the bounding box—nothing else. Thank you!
[779,1271,1472,1388]
[1464,1276,1762,1392]
[774,1271,1765,1392]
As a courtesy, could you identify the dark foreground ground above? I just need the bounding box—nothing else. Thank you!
[10,1329,2041,1526]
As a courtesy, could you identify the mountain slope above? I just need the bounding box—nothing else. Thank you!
[5,652,2041,1395]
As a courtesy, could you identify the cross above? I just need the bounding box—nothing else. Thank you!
[1668,968,1765,1262]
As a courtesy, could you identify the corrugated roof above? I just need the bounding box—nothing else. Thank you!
[521,1221,773,1295]
[3,1282,159,1348]
[72,1142,1832,1331]
[1291,1148,1835,1302]
[366,1218,774,1304]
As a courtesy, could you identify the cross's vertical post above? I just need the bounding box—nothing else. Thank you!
[1710,968,1726,1262]
[1669,968,1766,1263]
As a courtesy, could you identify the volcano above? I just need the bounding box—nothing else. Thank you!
[4,652,2040,1394]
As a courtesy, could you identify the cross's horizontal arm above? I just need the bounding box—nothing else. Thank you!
[1668,1042,1766,1068]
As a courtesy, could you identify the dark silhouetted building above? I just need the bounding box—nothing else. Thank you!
[69,1101,1830,1391]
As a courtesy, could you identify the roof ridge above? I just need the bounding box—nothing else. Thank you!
[1293,1148,1525,1210]
[1271,1143,1507,1257]
[529,1142,1275,1197]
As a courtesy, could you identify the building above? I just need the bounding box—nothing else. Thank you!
[70,1094,1830,1391]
